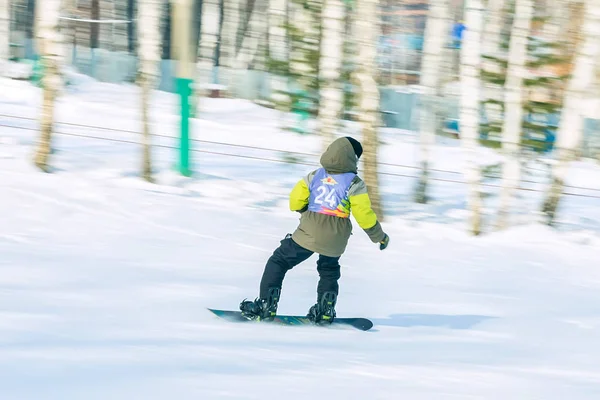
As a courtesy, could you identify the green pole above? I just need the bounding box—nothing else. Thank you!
[172,0,194,177]
[178,77,192,176]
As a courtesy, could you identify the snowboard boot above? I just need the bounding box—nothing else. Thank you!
[239,287,280,321]
[307,292,337,325]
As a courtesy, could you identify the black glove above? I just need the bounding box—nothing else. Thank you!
[379,234,389,250]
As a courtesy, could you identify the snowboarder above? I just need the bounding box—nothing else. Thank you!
[240,137,390,324]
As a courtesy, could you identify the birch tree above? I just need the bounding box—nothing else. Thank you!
[195,0,219,104]
[127,0,137,54]
[0,0,9,76]
[459,0,485,235]
[479,0,506,136]
[496,0,533,230]
[317,0,345,153]
[218,0,239,84]
[91,0,100,50]
[565,2,585,63]
[542,0,566,40]
[541,0,600,225]
[353,0,383,219]
[268,0,292,119]
[482,0,505,57]
[287,0,322,110]
[137,0,162,182]
[235,0,268,71]
[415,0,450,203]
[33,0,64,172]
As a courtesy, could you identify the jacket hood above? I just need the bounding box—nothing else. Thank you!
[320,137,358,174]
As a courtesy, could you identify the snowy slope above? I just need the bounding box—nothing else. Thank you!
[1,77,600,399]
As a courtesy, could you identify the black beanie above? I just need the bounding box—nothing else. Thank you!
[346,137,363,159]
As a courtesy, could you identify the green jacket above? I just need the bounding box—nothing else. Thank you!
[289,137,385,257]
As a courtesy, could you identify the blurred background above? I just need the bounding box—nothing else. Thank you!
[2,0,600,229]
[3,2,600,398]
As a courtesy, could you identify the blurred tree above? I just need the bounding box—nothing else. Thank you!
[289,0,322,108]
[195,0,219,107]
[341,1,357,119]
[127,0,136,54]
[192,0,203,61]
[236,0,256,53]
[479,0,505,131]
[459,0,484,235]
[137,0,162,182]
[266,0,292,120]
[33,0,63,172]
[267,0,322,133]
[216,0,239,85]
[317,0,345,153]
[415,0,451,204]
[91,0,100,49]
[496,0,534,230]
[0,0,9,73]
[353,0,383,220]
[483,0,505,57]
[26,0,36,40]
[564,2,584,66]
[542,0,600,225]
[160,1,171,59]
[214,0,224,72]
[480,3,568,151]
[62,0,77,66]
[235,0,268,71]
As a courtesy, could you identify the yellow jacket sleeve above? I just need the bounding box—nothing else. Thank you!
[348,177,385,243]
[289,178,310,211]
[349,192,378,230]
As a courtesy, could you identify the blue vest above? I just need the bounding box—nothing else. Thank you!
[307,168,356,218]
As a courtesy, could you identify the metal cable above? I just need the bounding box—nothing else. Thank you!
[2,118,600,199]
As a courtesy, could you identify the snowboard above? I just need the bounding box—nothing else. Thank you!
[207,308,373,331]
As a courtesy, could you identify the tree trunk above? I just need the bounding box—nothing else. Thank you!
[480,0,505,124]
[234,0,267,71]
[140,75,153,182]
[543,0,566,40]
[193,0,219,111]
[317,0,345,153]
[137,0,162,182]
[26,0,36,39]
[482,0,505,57]
[459,0,485,235]
[496,0,533,230]
[249,0,268,72]
[541,0,600,225]
[161,1,172,60]
[565,2,585,63]
[199,0,220,73]
[91,0,100,49]
[127,0,136,54]
[218,0,239,83]
[353,0,383,220]
[415,0,450,204]
[267,0,292,127]
[192,0,203,59]
[33,0,63,172]
[0,0,9,75]
[214,0,224,69]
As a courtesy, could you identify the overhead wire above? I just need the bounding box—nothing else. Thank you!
[1,115,600,199]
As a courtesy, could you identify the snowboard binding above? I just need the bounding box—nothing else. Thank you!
[307,292,337,325]
[239,287,280,321]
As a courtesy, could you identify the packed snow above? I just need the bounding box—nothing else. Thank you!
[1,76,600,399]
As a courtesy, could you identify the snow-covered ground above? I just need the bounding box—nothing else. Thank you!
[1,77,600,399]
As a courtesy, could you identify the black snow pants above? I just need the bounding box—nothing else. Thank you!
[259,234,341,302]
